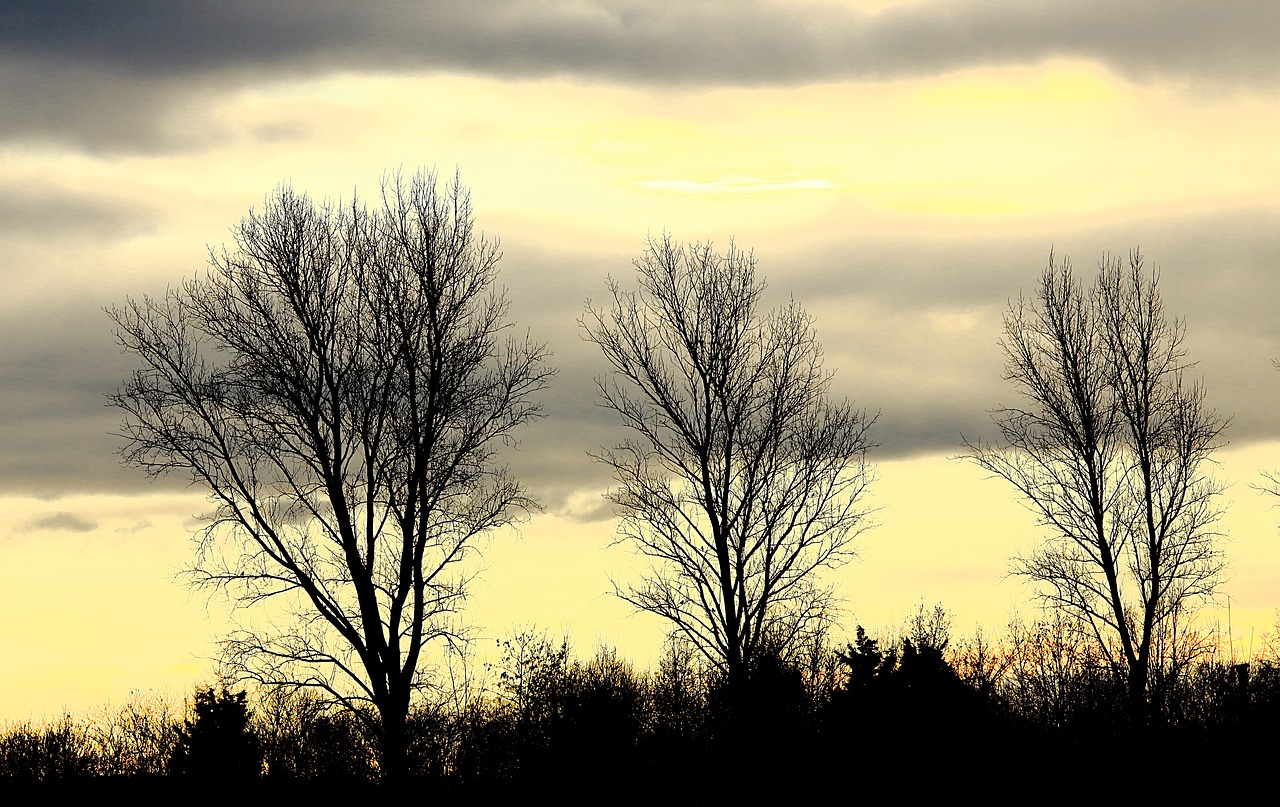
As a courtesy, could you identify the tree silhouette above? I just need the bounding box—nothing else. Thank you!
[1260,360,1280,502]
[169,687,261,780]
[109,168,553,780]
[582,234,876,698]
[964,250,1226,721]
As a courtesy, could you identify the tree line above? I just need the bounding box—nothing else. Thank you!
[28,164,1266,785]
[5,611,1279,790]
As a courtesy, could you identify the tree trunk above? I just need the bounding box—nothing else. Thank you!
[1126,659,1148,728]
[378,700,409,784]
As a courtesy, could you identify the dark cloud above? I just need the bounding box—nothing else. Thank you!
[1,207,1275,506]
[0,295,168,497]
[8,1,1277,86]
[20,510,98,533]
[785,206,1280,453]
[1,2,353,76]
[4,1,1278,151]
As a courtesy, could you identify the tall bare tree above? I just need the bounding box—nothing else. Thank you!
[964,250,1226,719]
[1261,361,1280,501]
[108,169,553,779]
[582,234,876,694]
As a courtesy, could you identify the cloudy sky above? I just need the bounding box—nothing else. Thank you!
[3,0,1279,721]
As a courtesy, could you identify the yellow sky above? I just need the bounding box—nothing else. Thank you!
[7,443,1278,723]
[3,55,1279,722]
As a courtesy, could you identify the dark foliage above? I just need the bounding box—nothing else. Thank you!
[0,715,96,783]
[168,687,261,780]
[8,622,1280,793]
[255,689,376,783]
[822,622,1003,776]
[453,632,649,790]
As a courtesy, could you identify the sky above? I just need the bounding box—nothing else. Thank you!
[2,0,1279,722]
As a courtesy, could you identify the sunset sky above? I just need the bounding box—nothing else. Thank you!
[3,0,1279,722]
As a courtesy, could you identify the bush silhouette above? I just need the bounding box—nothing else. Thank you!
[169,687,261,780]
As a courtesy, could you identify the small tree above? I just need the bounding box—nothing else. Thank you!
[582,234,876,696]
[109,168,553,780]
[170,687,261,780]
[964,250,1226,721]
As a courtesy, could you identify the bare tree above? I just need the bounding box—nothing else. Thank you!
[1261,360,1280,500]
[582,234,876,694]
[964,250,1226,720]
[108,168,553,780]
[90,691,182,778]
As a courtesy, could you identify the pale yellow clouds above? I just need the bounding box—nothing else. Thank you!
[13,58,1277,264]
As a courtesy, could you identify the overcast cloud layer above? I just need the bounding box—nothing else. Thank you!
[2,1,1278,507]
[3,208,1274,510]
[4,0,1279,151]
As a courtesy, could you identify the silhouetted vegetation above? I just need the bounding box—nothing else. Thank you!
[964,251,1227,722]
[0,713,97,783]
[254,688,377,783]
[582,234,876,699]
[108,168,553,781]
[65,164,1276,795]
[169,686,261,780]
[8,612,1278,792]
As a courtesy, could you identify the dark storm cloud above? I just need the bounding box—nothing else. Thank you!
[9,0,1277,85]
[4,0,1278,151]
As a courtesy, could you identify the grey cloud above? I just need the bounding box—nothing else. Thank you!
[4,1,1278,151]
[1,2,352,76]
[0,60,254,153]
[519,200,1267,494]
[9,1,1278,86]
[115,519,153,535]
[0,182,155,241]
[784,206,1280,454]
[493,208,1280,515]
[1,207,1276,508]
[0,294,173,497]
[21,510,98,532]
[558,496,620,525]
